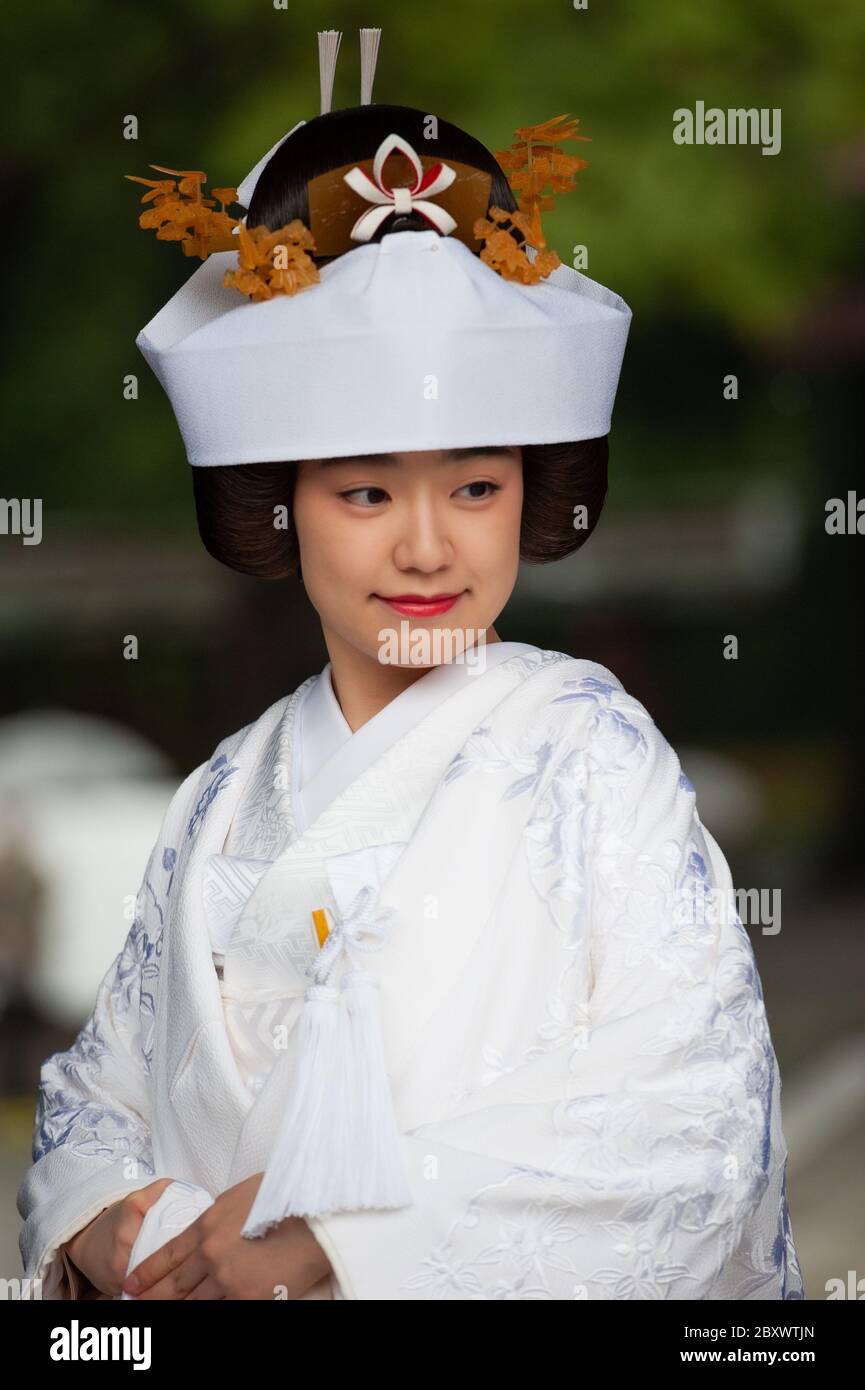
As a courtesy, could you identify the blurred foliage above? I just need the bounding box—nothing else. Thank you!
[3,0,863,514]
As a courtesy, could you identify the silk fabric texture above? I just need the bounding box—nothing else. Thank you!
[18,644,804,1299]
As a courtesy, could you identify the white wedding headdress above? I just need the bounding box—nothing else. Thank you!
[131,27,632,468]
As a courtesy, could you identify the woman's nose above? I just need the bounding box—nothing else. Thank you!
[392,504,454,571]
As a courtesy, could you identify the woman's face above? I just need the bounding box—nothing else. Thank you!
[292,446,523,667]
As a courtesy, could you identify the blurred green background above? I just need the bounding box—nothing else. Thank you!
[2,0,864,1299]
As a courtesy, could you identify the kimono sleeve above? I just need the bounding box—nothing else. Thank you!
[307,709,804,1301]
[16,762,206,1299]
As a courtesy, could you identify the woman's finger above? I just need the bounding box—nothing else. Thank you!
[122,1219,201,1295]
[134,1178,177,1214]
[132,1249,209,1300]
[183,1276,226,1301]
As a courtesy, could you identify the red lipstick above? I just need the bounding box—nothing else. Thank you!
[374,591,464,617]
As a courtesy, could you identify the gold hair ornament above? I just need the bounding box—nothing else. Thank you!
[474,114,591,284]
[125,165,319,301]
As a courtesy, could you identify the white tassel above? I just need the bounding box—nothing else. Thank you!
[359,28,382,106]
[340,969,413,1209]
[318,30,342,116]
[241,968,412,1237]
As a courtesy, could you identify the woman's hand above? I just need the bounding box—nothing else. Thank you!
[62,1177,176,1298]
[120,1173,333,1300]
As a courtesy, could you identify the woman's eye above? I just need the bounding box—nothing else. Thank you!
[455,481,501,500]
[340,487,389,507]
[339,481,500,506]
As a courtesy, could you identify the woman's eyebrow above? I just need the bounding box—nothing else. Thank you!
[445,447,520,461]
[316,447,519,468]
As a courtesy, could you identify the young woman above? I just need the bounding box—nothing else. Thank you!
[17,34,804,1301]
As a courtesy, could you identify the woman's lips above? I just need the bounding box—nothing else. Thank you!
[374,592,464,617]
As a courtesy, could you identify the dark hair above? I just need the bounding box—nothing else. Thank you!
[192,103,609,577]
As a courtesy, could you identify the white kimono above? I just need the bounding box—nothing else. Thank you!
[17,643,805,1300]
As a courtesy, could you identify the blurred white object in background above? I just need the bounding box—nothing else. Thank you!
[676,745,765,848]
[0,709,178,1026]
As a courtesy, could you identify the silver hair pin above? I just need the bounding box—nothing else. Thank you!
[359,27,381,105]
[318,29,342,115]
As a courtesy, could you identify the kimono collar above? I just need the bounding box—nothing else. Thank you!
[296,643,540,830]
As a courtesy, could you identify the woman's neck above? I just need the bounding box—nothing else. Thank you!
[324,626,501,733]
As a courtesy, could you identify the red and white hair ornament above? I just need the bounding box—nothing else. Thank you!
[343,133,458,242]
